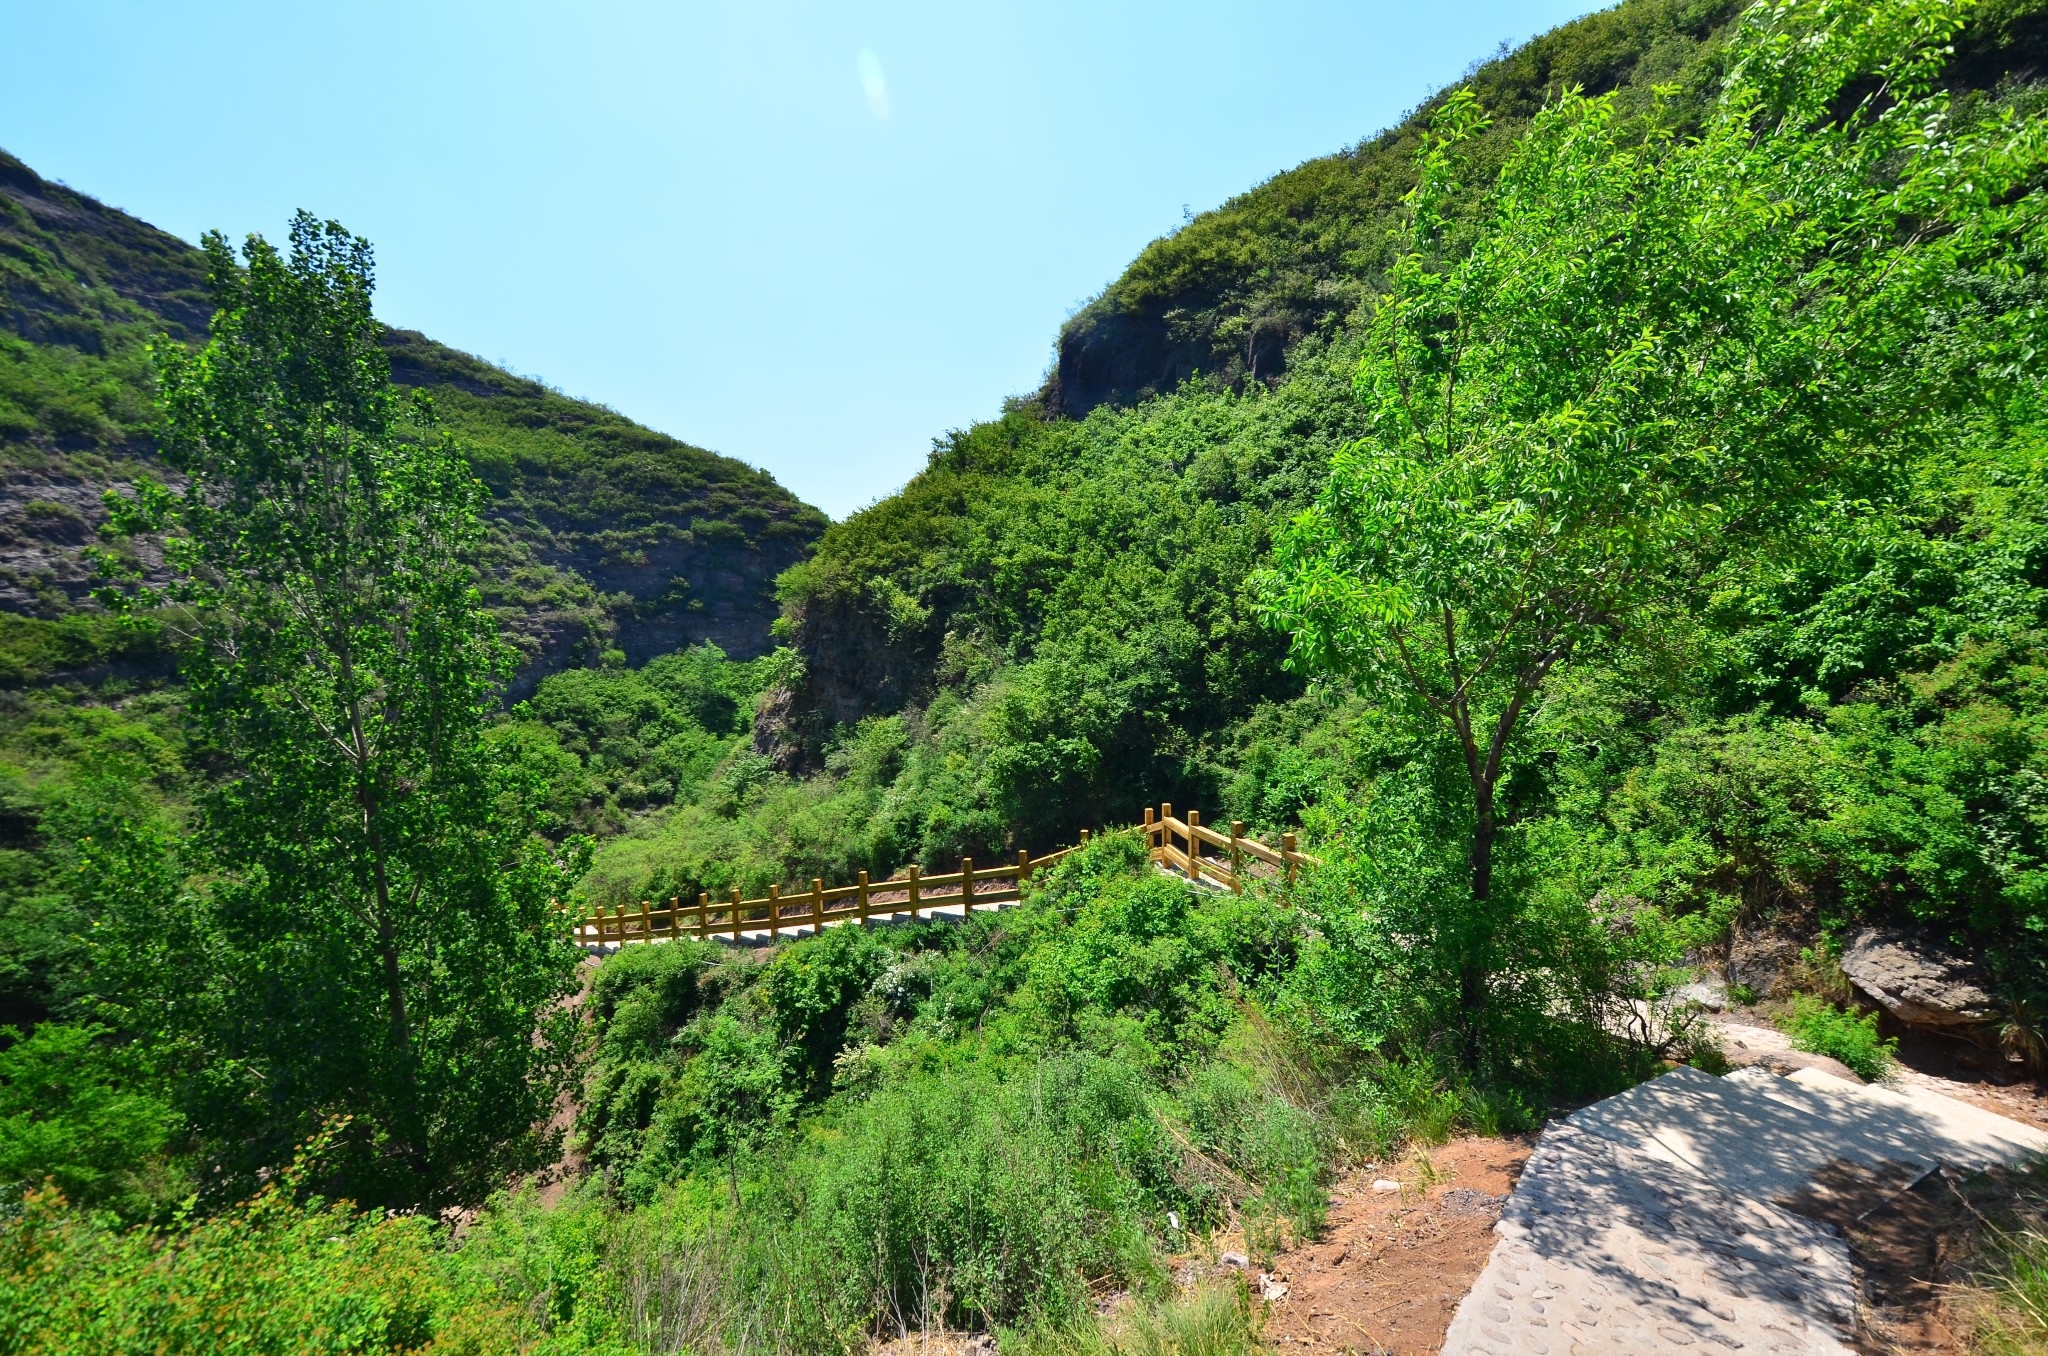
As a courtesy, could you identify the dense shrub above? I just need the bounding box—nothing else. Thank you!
[1781,995,1899,1082]
[0,1023,180,1219]
[0,1182,522,1355]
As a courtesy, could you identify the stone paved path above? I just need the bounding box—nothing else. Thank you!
[1440,1064,2048,1354]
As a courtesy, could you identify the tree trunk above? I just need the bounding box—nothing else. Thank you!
[367,810,423,1167]
[1461,776,1496,1063]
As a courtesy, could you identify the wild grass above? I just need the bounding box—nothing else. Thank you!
[1780,995,1898,1083]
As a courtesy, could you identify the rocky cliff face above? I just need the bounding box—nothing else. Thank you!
[0,149,825,684]
[751,588,934,771]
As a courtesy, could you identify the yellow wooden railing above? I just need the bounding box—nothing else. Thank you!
[578,805,1320,949]
[1142,802,1320,893]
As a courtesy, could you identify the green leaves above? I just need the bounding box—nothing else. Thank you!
[95,215,584,1208]
[1258,0,2048,1057]
[1268,0,2048,791]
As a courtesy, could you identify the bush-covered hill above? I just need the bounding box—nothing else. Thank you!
[12,2,2048,1352]
[0,149,825,684]
[1044,0,2048,417]
[637,0,2048,1004]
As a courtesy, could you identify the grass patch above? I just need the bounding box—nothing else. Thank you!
[1780,995,1898,1082]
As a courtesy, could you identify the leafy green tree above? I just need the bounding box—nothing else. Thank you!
[96,214,586,1206]
[1261,0,2047,1046]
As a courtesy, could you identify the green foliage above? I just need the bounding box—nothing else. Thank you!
[1260,0,2048,1055]
[1055,0,1750,408]
[0,687,188,1030]
[512,644,773,832]
[11,3,2048,1348]
[542,840,1505,1347]
[92,215,585,1207]
[1280,784,1660,1096]
[0,1184,525,1355]
[1780,994,1898,1082]
[0,613,163,687]
[0,1023,180,1218]
[762,922,890,1099]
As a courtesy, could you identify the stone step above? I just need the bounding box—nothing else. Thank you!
[1565,1064,1924,1205]
[1777,1066,2048,1171]
[1440,1119,1856,1354]
[1442,1063,2048,1354]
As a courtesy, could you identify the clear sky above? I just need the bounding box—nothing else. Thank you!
[2,1,1596,519]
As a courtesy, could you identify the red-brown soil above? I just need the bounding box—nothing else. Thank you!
[1255,1137,1533,1356]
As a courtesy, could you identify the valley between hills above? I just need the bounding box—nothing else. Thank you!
[8,1,2048,1353]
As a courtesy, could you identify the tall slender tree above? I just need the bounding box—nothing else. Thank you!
[97,213,585,1205]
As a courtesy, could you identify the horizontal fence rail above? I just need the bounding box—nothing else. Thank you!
[577,806,1322,949]
[577,836,1093,949]
[1143,802,1320,894]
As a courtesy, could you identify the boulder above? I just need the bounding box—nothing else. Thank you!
[1672,979,1730,1011]
[1840,927,1999,1034]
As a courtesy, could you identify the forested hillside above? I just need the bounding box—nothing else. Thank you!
[1046,0,2048,415]
[599,0,2048,990]
[9,0,2048,1352]
[0,149,824,681]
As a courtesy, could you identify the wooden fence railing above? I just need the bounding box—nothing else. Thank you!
[1142,802,1320,893]
[577,806,1322,949]
[577,835,1095,948]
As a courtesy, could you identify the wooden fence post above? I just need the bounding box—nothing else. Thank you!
[768,884,781,940]
[811,878,825,935]
[1283,833,1299,886]
[639,899,653,945]
[730,887,743,943]
[697,892,709,939]
[858,869,870,921]
[1229,822,1245,894]
[961,857,974,917]
[1017,848,1030,885]
[1081,828,1091,845]
[907,864,920,918]
[667,897,679,939]
[1143,808,1154,863]
[1185,810,1203,882]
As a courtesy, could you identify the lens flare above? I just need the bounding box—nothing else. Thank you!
[857,49,889,121]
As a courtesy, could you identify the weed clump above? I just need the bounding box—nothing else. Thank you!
[1781,995,1898,1082]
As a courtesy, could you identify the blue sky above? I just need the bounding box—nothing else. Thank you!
[3,1,1596,518]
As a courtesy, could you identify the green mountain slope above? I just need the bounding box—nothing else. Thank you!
[558,0,2048,986]
[0,150,825,686]
[1045,0,2048,415]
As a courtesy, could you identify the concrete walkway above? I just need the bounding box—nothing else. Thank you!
[1441,1063,2048,1354]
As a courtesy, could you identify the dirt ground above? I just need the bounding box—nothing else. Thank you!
[1250,1136,1533,1356]
[1782,1157,2048,1356]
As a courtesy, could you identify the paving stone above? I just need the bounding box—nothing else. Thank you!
[1440,1120,1856,1355]
[1565,1065,1925,1203]
[1776,1066,2048,1170]
[1442,1064,2048,1353]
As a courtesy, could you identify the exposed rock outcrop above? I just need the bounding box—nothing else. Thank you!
[753,591,935,772]
[1840,927,2000,1035]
